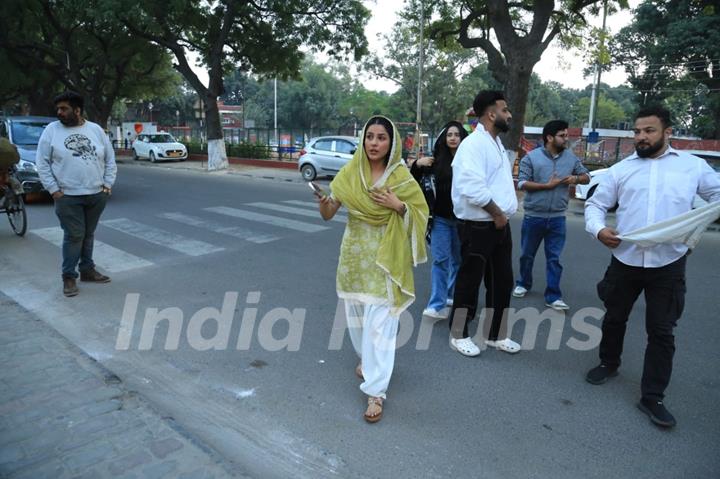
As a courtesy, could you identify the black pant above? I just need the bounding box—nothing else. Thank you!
[449,220,513,340]
[597,255,687,401]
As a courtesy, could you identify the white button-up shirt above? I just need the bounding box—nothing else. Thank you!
[585,147,720,267]
[451,124,518,221]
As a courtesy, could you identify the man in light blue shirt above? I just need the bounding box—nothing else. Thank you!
[514,120,589,310]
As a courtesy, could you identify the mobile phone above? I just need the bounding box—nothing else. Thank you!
[308,181,326,196]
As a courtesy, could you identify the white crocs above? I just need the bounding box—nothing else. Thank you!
[485,338,521,354]
[450,337,481,357]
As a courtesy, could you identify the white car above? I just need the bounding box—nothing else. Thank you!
[575,149,720,208]
[132,133,188,162]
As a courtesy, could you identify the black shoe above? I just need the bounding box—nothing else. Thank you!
[637,398,676,428]
[62,277,79,297]
[585,364,618,385]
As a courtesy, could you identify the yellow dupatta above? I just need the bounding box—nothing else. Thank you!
[331,117,429,314]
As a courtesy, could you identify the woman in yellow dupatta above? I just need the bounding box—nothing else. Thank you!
[316,116,428,423]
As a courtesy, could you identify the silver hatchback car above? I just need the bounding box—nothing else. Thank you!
[298,135,358,180]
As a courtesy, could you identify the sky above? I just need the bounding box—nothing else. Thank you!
[359,0,640,92]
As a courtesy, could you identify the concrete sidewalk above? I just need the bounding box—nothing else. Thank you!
[0,293,245,479]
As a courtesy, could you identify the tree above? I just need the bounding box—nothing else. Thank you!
[610,0,720,138]
[572,96,626,128]
[115,0,370,169]
[430,0,628,152]
[0,0,179,127]
[363,0,484,134]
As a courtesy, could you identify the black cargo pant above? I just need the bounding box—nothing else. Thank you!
[597,255,687,401]
[448,220,513,341]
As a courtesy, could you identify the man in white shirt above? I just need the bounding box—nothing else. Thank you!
[584,106,720,428]
[36,91,117,297]
[447,90,520,357]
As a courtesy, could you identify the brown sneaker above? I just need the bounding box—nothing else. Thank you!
[80,268,111,283]
[63,277,79,297]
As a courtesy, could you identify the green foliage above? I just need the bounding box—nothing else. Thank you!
[0,0,180,126]
[113,0,371,140]
[183,140,270,159]
[610,0,720,138]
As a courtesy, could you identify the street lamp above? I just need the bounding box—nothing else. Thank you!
[175,110,180,127]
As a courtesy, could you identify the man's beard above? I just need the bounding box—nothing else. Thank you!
[59,113,79,126]
[635,138,665,158]
[553,141,566,153]
[494,117,510,133]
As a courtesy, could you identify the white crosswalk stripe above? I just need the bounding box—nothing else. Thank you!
[31,226,154,272]
[158,212,279,244]
[102,218,224,256]
[246,202,345,223]
[204,206,330,233]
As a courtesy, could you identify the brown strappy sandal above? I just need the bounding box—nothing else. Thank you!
[364,396,383,423]
[355,362,364,380]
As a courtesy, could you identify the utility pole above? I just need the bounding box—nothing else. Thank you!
[588,0,608,131]
[415,0,424,159]
[274,77,278,147]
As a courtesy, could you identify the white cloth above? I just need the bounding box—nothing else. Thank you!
[344,300,399,399]
[451,124,518,221]
[585,147,720,267]
[617,201,720,249]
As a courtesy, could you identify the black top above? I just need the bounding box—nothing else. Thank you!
[410,160,455,220]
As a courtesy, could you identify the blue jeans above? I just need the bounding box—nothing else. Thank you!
[54,192,108,278]
[427,216,461,311]
[517,215,566,303]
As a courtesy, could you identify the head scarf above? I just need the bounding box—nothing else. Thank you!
[331,116,429,314]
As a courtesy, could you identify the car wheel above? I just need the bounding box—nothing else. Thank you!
[301,164,316,181]
[149,151,157,163]
[586,185,598,199]
[132,149,139,161]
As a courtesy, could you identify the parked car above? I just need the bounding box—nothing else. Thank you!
[298,136,358,181]
[575,149,720,208]
[132,133,187,162]
[0,116,56,193]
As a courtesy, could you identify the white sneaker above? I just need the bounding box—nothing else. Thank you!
[423,307,448,319]
[512,286,528,298]
[450,337,481,357]
[446,298,454,307]
[546,299,570,310]
[485,338,521,354]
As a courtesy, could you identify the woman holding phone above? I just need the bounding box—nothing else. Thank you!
[315,116,428,423]
[411,121,468,319]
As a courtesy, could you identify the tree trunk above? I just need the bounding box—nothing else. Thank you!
[503,59,533,154]
[205,96,228,171]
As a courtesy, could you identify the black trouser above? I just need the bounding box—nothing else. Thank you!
[448,220,513,340]
[597,255,687,401]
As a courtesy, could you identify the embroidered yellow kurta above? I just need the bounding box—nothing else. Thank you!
[331,117,429,315]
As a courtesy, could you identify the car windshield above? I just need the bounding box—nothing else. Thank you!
[11,121,52,145]
[149,134,175,143]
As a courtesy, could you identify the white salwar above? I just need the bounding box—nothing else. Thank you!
[344,300,399,399]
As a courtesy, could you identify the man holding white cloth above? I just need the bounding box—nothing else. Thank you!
[584,106,720,428]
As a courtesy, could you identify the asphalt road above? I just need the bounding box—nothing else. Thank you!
[1,163,718,478]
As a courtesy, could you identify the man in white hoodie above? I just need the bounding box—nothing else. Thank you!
[36,91,117,297]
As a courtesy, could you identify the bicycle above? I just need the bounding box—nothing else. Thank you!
[0,166,28,236]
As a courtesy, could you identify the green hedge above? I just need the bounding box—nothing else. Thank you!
[183,141,270,159]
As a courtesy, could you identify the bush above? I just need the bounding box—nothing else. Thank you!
[182,141,270,159]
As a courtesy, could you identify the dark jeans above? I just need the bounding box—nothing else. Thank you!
[517,215,566,303]
[449,220,513,340]
[597,255,687,401]
[54,192,108,279]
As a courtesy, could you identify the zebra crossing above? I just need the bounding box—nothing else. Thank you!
[29,200,342,274]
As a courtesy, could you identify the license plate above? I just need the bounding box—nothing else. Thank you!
[168,152,180,157]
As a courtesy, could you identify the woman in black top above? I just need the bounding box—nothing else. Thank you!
[410,121,468,318]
